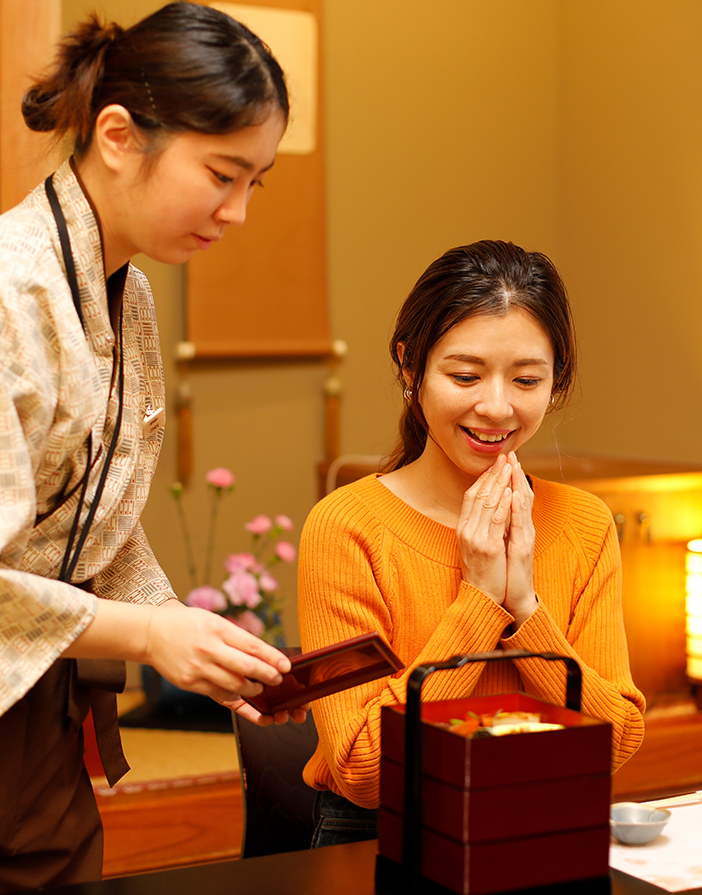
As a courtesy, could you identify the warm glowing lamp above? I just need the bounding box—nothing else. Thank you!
[685,539,702,681]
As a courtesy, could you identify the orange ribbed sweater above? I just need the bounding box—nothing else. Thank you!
[298,474,645,809]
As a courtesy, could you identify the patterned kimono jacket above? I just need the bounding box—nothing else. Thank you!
[0,159,175,719]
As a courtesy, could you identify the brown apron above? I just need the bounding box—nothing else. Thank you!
[0,657,129,892]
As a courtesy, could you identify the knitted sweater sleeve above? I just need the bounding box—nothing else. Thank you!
[504,486,645,771]
[297,482,517,808]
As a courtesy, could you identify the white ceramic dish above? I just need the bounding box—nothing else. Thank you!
[610,801,671,845]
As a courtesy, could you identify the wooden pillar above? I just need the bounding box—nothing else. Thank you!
[0,0,61,212]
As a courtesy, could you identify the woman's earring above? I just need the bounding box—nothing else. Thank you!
[403,387,413,402]
[549,394,555,406]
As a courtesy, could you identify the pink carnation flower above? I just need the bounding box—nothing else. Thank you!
[223,567,262,609]
[275,541,297,563]
[275,514,294,531]
[184,585,227,612]
[258,571,279,593]
[225,552,257,572]
[206,467,236,490]
[231,610,265,637]
[245,514,273,535]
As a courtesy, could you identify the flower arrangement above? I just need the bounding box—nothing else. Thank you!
[171,467,296,647]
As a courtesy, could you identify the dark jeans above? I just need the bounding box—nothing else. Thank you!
[311,790,378,848]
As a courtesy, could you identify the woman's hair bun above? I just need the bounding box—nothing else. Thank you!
[21,2,288,157]
[22,15,125,142]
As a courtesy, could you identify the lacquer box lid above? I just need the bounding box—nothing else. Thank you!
[382,691,610,786]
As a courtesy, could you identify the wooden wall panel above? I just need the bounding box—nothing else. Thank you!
[185,0,330,358]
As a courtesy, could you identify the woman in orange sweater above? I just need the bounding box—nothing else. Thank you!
[298,240,645,847]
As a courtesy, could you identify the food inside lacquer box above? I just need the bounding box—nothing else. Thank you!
[444,709,565,738]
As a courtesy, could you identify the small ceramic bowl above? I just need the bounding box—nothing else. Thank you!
[610,802,671,845]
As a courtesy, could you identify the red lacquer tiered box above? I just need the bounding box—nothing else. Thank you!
[375,650,612,895]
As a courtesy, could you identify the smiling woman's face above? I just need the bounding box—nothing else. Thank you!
[416,307,554,484]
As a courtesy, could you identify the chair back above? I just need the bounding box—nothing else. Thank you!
[232,683,319,857]
[317,454,383,499]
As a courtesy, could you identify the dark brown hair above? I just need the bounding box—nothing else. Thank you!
[22,1,289,158]
[386,240,577,471]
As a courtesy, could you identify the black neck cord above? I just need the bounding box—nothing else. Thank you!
[45,175,125,584]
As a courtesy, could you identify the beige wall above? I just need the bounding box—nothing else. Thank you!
[558,1,702,464]
[323,0,561,458]
[55,0,702,641]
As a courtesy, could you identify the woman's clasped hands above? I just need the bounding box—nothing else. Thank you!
[457,451,538,629]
